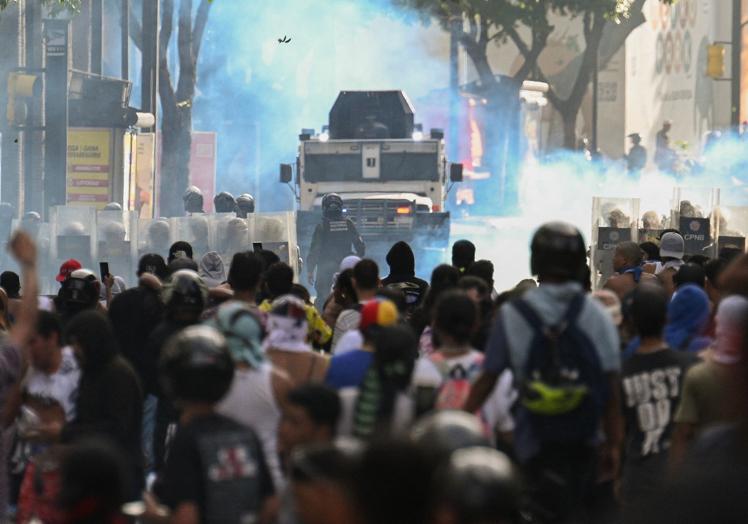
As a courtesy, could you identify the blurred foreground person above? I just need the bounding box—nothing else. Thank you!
[640,305,748,523]
[145,326,275,523]
[58,438,130,524]
[0,232,39,519]
[288,441,362,524]
[431,447,522,524]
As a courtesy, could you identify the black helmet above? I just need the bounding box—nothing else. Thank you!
[213,191,236,213]
[435,447,521,524]
[182,186,204,214]
[60,269,100,306]
[410,411,489,460]
[103,202,123,211]
[162,269,208,314]
[530,222,586,281]
[159,325,235,403]
[322,193,344,219]
[236,193,255,217]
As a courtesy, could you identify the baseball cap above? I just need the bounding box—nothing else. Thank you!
[360,299,399,332]
[56,259,82,283]
[659,232,685,260]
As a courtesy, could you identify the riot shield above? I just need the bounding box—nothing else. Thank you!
[714,206,748,254]
[591,197,640,289]
[671,188,720,258]
[169,215,211,262]
[137,218,173,262]
[250,212,301,277]
[96,209,138,286]
[208,214,250,267]
[50,206,96,274]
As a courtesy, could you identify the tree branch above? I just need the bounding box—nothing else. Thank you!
[127,2,142,52]
[192,0,211,59]
[176,0,194,100]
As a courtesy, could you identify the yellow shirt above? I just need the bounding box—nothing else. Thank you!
[259,299,332,345]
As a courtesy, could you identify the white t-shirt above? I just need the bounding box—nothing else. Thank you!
[23,346,80,421]
[217,364,284,489]
[412,351,516,433]
[333,329,363,356]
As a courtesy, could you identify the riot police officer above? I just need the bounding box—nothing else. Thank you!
[183,186,205,215]
[307,193,365,305]
[213,191,237,214]
[236,193,255,218]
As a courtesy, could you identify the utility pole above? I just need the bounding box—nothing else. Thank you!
[448,15,461,162]
[121,0,129,80]
[732,0,742,127]
[91,0,103,75]
[591,46,599,155]
[43,19,70,212]
[141,0,159,132]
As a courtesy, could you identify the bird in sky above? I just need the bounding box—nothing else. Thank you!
[278,36,291,44]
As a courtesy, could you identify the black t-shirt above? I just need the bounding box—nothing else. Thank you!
[621,349,696,495]
[158,413,274,523]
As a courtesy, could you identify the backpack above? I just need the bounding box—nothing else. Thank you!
[512,294,606,443]
[429,352,484,411]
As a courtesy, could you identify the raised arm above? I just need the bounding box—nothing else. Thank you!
[7,232,38,349]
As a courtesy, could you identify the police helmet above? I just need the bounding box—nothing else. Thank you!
[61,269,100,306]
[23,211,41,223]
[101,221,127,242]
[410,411,489,459]
[213,191,236,214]
[530,222,586,281]
[236,194,255,217]
[435,447,521,524]
[182,186,204,213]
[161,269,209,313]
[148,220,171,245]
[62,221,87,236]
[103,202,123,211]
[321,193,344,218]
[159,325,235,403]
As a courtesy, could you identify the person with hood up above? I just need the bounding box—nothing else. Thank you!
[62,310,143,499]
[664,284,713,354]
[381,241,429,316]
[198,251,226,288]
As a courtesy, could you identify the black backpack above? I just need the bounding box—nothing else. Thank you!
[512,294,607,443]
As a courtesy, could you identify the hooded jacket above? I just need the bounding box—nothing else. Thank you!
[381,241,429,310]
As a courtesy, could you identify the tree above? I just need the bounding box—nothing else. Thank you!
[397,0,671,150]
[129,0,213,217]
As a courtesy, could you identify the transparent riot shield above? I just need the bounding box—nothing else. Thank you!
[96,209,139,286]
[713,206,748,254]
[671,188,720,258]
[208,214,250,267]
[137,218,173,262]
[50,206,97,274]
[251,212,301,278]
[591,197,640,289]
[169,215,211,262]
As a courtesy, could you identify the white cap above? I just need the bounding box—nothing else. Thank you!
[659,232,685,260]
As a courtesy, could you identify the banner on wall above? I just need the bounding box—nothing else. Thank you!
[66,128,113,208]
[132,133,156,218]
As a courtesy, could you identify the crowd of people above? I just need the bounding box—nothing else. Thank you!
[0,217,747,523]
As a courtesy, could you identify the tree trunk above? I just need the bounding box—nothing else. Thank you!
[561,108,578,150]
[160,106,192,217]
